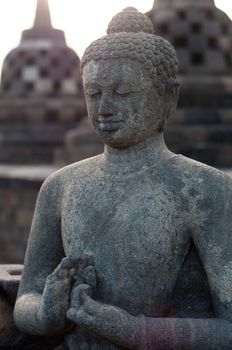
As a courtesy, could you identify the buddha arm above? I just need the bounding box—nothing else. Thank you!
[14,174,70,335]
[67,285,232,349]
[137,316,232,349]
[67,278,232,349]
[139,172,232,349]
[140,173,232,349]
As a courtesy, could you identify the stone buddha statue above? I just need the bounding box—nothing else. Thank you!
[14,8,232,350]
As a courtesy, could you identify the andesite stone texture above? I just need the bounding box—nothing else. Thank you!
[14,7,232,350]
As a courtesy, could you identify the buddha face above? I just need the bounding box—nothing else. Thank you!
[82,58,167,148]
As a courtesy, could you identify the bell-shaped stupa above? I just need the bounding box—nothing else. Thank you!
[0,0,86,164]
[147,0,232,167]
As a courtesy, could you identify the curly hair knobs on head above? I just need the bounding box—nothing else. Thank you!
[81,8,178,96]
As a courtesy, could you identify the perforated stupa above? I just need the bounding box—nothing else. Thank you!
[147,0,232,167]
[0,0,86,164]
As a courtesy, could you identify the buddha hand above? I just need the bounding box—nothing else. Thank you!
[39,256,79,329]
[67,284,142,349]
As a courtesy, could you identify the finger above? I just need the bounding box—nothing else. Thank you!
[70,284,91,309]
[82,266,97,289]
[72,274,83,286]
[61,257,80,273]
[71,283,91,300]
[82,295,99,316]
[83,254,95,267]
[78,254,95,271]
[70,255,94,282]
[67,308,95,329]
[52,257,79,279]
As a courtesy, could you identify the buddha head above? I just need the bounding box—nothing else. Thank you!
[81,7,179,148]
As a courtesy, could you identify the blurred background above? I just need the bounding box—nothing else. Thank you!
[0,0,231,65]
[0,0,231,264]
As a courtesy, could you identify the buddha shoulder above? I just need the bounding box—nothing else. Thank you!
[173,154,232,204]
[38,155,103,199]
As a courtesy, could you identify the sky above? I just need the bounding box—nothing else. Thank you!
[0,0,231,69]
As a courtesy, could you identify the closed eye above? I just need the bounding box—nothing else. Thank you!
[115,90,132,97]
[85,90,101,97]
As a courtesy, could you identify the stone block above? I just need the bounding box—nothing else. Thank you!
[0,265,64,348]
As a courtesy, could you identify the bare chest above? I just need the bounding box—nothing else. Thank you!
[61,176,188,258]
[60,177,190,311]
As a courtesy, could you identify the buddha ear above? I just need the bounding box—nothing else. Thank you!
[165,78,180,119]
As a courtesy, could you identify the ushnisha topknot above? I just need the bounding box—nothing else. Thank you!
[81,7,178,95]
[107,7,155,34]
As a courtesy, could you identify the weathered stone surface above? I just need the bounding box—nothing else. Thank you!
[14,7,232,350]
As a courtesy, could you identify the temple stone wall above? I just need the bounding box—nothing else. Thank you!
[54,118,104,166]
[0,166,56,263]
[166,75,232,167]
[0,97,86,164]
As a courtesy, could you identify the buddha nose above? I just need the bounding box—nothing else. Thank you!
[97,94,113,117]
